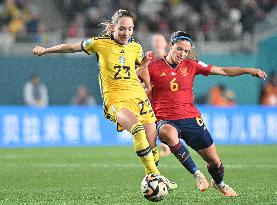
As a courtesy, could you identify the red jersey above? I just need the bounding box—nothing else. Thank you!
[148,58,212,120]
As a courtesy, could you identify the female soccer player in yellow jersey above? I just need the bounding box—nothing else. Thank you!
[33,9,176,188]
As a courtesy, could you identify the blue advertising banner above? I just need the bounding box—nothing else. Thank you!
[0,106,276,147]
[199,106,277,144]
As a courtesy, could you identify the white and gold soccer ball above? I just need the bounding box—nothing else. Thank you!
[140,173,169,202]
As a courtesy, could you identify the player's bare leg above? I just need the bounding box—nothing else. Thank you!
[160,143,171,157]
[197,144,238,196]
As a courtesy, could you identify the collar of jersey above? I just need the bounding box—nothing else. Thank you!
[163,57,180,69]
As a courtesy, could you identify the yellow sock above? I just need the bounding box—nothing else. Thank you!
[130,122,160,175]
[144,146,160,174]
[152,147,160,166]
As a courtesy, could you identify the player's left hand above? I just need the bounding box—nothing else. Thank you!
[33,46,46,56]
[252,68,267,79]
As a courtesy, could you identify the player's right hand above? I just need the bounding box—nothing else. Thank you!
[141,51,153,68]
[144,51,153,61]
[33,46,46,56]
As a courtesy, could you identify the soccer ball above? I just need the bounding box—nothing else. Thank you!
[140,173,169,202]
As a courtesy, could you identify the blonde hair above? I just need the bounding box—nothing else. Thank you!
[101,9,134,35]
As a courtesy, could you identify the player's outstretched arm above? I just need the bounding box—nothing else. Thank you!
[210,66,267,79]
[33,42,82,56]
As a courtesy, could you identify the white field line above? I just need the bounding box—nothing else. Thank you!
[3,163,277,169]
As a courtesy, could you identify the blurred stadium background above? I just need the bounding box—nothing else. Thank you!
[0,1,277,204]
[0,0,276,147]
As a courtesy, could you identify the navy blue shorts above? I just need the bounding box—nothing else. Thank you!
[156,117,213,151]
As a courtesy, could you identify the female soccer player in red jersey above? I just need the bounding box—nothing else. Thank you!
[139,31,267,196]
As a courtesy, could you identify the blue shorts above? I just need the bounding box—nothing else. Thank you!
[156,117,213,151]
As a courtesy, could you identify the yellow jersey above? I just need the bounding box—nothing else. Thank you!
[81,34,148,104]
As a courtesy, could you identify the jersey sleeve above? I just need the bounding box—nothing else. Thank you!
[81,38,95,55]
[194,60,212,76]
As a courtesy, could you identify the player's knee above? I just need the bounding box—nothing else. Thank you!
[159,124,178,145]
[117,108,140,131]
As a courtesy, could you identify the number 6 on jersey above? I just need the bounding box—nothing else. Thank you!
[170,78,179,91]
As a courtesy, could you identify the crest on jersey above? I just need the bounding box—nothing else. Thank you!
[180,67,188,76]
[110,105,117,114]
[160,72,166,76]
[119,55,126,65]
[171,72,177,76]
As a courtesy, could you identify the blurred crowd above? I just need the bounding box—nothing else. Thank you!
[0,0,46,43]
[56,0,276,41]
[0,0,276,43]
[204,72,277,106]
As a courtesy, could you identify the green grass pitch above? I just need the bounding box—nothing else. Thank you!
[0,145,276,205]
